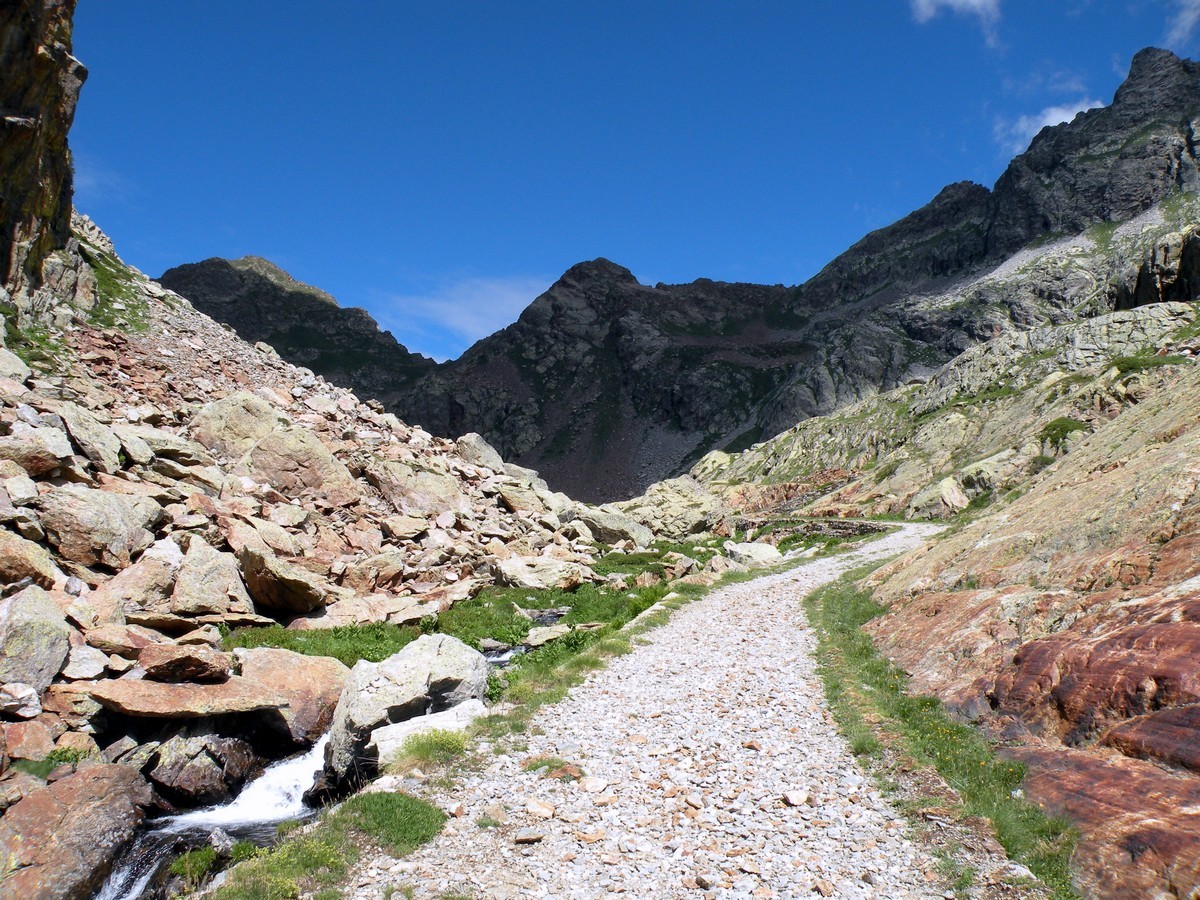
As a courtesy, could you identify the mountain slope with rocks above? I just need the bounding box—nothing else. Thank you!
[680,194,1200,898]
[163,48,1200,503]
[158,255,437,411]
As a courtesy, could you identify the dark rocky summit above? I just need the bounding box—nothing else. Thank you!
[164,48,1200,502]
[158,255,436,408]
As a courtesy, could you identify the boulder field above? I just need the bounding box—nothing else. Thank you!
[0,226,697,896]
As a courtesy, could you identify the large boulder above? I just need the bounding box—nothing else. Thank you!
[83,676,287,719]
[364,457,470,516]
[722,541,784,567]
[46,401,123,475]
[574,505,654,547]
[614,475,725,540]
[90,538,182,625]
[189,391,288,458]
[238,545,331,614]
[238,426,360,507]
[148,731,258,805]
[234,647,350,744]
[0,426,73,476]
[325,634,487,786]
[497,556,592,591]
[455,432,504,470]
[39,485,162,569]
[0,585,70,692]
[170,535,255,618]
[0,527,63,588]
[0,764,152,900]
[368,698,488,764]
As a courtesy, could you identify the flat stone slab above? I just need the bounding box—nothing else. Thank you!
[82,675,288,718]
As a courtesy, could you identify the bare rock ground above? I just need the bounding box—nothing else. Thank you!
[348,524,962,899]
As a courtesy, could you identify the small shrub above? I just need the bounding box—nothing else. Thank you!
[170,846,218,889]
[1038,417,1087,451]
[1029,454,1055,473]
[1110,353,1189,375]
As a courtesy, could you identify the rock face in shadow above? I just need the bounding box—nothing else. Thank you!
[157,256,436,408]
[163,49,1200,502]
[0,0,87,311]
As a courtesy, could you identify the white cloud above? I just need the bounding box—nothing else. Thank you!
[1167,0,1200,48]
[374,275,550,362]
[994,97,1104,154]
[910,0,1001,23]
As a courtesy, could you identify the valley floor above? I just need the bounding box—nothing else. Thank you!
[341,524,998,899]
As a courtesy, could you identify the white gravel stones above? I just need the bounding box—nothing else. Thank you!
[349,525,947,899]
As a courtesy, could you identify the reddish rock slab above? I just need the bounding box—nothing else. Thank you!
[990,619,1200,744]
[3,718,56,760]
[1012,745,1200,899]
[234,647,348,743]
[138,643,232,682]
[0,764,152,899]
[1103,703,1200,773]
[82,675,287,718]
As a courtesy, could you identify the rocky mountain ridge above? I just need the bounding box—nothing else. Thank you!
[680,195,1200,896]
[163,47,1200,502]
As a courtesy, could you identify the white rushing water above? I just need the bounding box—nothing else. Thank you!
[167,734,328,830]
[95,735,329,900]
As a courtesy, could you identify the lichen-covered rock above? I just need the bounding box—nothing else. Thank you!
[367,698,487,764]
[497,556,591,591]
[0,425,73,475]
[364,456,470,515]
[39,484,162,569]
[0,527,63,588]
[170,535,255,618]
[238,425,360,506]
[721,541,783,567]
[238,545,331,614]
[324,634,487,786]
[0,585,69,692]
[573,505,653,547]
[0,764,151,900]
[189,390,288,458]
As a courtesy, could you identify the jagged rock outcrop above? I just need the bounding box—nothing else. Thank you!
[164,49,1200,503]
[0,1,95,331]
[157,256,436,407]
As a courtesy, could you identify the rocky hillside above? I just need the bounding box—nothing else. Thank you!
[163,48,1200,503]
[684,201,1200,896]
[0,227,690,896]
[158,255,437,410]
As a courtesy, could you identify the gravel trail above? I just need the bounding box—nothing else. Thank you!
[351,524,946,899]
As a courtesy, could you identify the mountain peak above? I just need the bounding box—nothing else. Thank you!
[558,258,638,287]
[1112,46,1200,124]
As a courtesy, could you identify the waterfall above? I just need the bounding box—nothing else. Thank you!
[95,735,328,900]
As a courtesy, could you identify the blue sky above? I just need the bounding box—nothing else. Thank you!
[72,1,1200,360]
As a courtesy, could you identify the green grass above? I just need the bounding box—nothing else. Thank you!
[1038,417,1088,451]
[170,846,218,889]
[213,792,444,900]
[10,747,92,780]
[435,587,534,649]
[385,729,468,773]
[805,569,1078,897]
[1110,353,1189,375]
[223,622,421,667]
